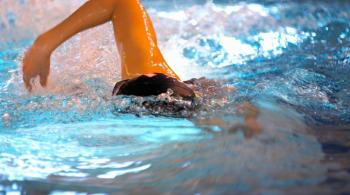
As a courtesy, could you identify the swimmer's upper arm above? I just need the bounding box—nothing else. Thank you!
[97,0,120,9]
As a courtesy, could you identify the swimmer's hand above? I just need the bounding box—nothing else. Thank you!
[22,39,51,91]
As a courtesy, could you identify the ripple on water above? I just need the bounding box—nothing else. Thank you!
[0,116,206,181]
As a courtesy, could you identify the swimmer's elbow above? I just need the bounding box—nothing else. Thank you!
[91,0,120,8]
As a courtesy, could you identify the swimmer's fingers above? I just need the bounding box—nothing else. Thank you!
[23,74,33,92]
[39,65,50,87]
[39,74,48,87]
[22,51,35,91]
[22,64,32,91]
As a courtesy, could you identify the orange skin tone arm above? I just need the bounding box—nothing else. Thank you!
[22,0,180,91]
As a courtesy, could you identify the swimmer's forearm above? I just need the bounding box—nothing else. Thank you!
[36,0,118,53]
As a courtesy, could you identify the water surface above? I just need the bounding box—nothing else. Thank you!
[0,0,349,194]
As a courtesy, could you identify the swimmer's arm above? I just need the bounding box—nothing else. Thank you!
[36,0,119,53]
[23,0,119,90]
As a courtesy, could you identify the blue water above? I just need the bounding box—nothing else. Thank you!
[0,0,350,194]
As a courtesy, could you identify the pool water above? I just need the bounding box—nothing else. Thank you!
[0,0,350,194]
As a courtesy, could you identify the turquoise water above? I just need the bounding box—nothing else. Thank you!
[0,0,350,194]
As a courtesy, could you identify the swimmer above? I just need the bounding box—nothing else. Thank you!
[22,0,194,98]
[22,0,261,137]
